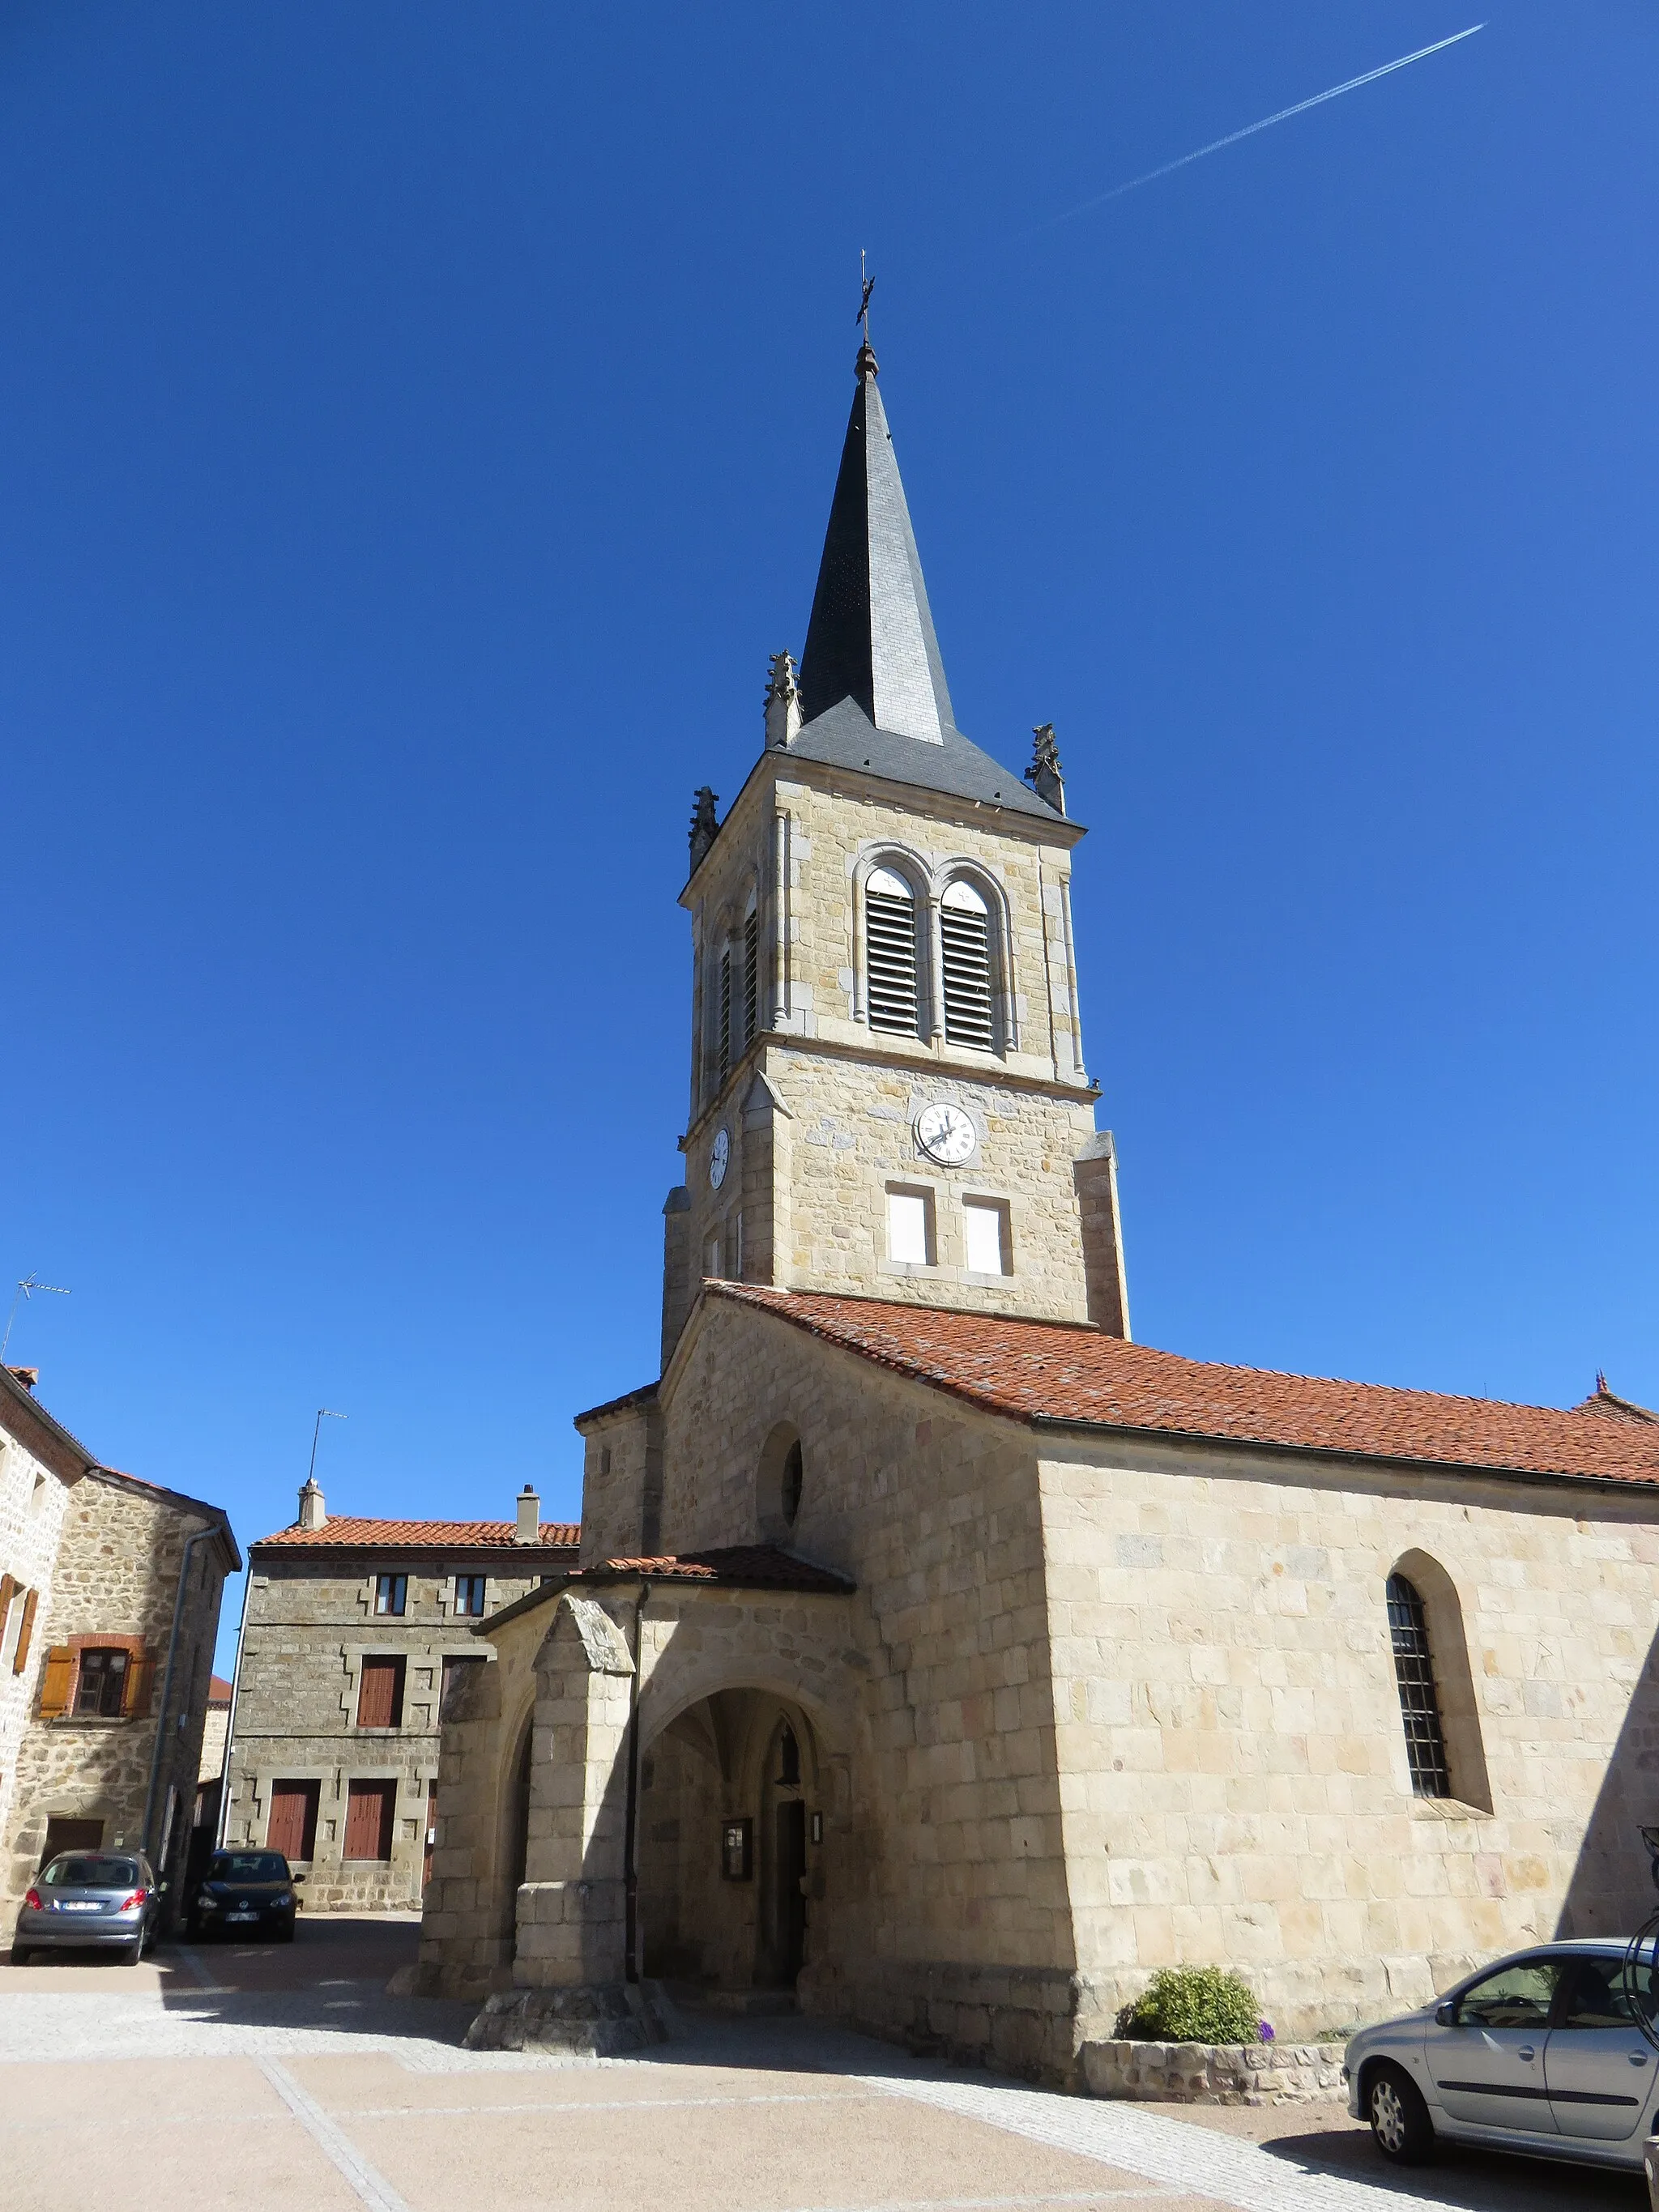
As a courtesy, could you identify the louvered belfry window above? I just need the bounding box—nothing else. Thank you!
[1386,1574,1452,1798]
[744,909,759,1046]
[719,949,733,1076]
[865,867,920,1036]
[940,879,996,1051]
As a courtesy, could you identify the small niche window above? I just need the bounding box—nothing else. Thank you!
[888,1187,935,1266]
[940,879,996,1050]
[744,907,760,1046]
[781,1439,803,1524]
[777,1723,801,1786]
[865,867,921,1037]
[74,1647,130,1718]
[1386,1573,1452,1798]
[454,1575,487,1618]
[962,1196,1011,1276]
[374,1574,407,1617]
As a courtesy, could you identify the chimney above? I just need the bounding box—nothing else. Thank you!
[296,1477,326,1531]
[6,1366,40,1393]
[514,1485,540,1545]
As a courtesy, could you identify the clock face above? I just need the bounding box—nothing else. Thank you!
[915,1102,977,1167]
[709,1127,730,1190]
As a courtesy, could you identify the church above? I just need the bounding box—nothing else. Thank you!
[416,335,1659,2082]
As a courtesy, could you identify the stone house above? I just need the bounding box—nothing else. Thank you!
[223,1481,578,1910]
[418,340,1659,2082]
[0,1362,239,1924]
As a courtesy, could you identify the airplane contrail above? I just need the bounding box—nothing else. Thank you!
[1029,23,1486,237]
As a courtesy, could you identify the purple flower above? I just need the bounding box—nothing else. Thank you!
[1259,2021,1275,2043]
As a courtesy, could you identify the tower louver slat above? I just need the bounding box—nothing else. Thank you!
[744,911,759,1046]
[865,888,920,1037]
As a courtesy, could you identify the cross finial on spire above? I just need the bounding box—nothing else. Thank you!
[855,250,878,378]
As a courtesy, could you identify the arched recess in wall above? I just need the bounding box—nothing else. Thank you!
[852,846,931,1039]
[935,862,1015,1054]
[1387,1549,1493,1814]
[755,1420,804,1543]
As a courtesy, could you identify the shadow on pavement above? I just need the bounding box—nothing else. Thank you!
[1256,2121,1645,2212]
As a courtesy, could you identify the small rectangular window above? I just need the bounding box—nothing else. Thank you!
[888,1189,934,1266]
[73,1648,130,1719]
[356,1655,406,1729]
[962,1197,1011,1276]
[454,1574,487,1618]
[374,1574,407,1617]
[704,1234,722,1280]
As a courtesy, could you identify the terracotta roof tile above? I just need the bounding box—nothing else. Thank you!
[714,1286,1659,1491]
[569,1545,853,1594]
[254,1516,581,1551]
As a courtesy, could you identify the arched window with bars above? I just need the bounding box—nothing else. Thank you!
[940,878,997,1051]
[864,866,921,1037]
[1385,1572,1452,1798]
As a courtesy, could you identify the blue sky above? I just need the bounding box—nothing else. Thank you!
[2,3,1654,1672]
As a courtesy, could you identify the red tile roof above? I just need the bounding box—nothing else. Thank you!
[208,1674,234,1704]
[714,1285,1659,1491]
[569,1545,853,1594]
[254,1517,581,1551]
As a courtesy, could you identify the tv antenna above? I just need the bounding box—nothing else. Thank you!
[2,1275,70,1362]
[308,1407,347,1484]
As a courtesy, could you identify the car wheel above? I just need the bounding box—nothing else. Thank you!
[1368,2062,1435,2165]
[277,1919,296,1944]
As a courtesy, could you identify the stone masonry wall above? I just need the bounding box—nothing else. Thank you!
[228,1549,558,1912]
[1038,1434,1659,2040]
[2,1475,228,1918]
[0,1416,70,1876]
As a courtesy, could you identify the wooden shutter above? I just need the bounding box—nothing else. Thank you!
[37,1644,72,1718]
[356,1655,404,1729]
[12,1589,38,1676]
[343,1779,396,1860]
[122,1651,156,1717]
[0,1575,15,1638]
[267,1779,321,1863]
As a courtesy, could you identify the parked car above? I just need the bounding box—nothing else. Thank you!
[187,1849,296,1941]
[1346,1941,1659,2173]
[11,1850,163,1963]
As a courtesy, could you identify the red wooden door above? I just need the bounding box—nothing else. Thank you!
[356,1656,405,1728]
[343,1779,397,1860]
[267,1779,320,1863]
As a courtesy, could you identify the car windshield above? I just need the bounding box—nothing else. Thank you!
[209,1853,288,1882]
[46,1855,140,1889]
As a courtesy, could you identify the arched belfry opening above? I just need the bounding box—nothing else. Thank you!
[635,1686,821,1998]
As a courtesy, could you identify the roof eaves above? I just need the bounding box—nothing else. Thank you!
[573,1380,660,1430]
[1026,1411,1659,1498]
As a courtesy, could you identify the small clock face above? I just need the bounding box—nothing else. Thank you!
[709,1127,731,1189]
[915,1102,976,1167]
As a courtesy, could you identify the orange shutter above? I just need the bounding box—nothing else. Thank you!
[12,1589,38,1676]
[0,1575,15,1634]
[123,1652,156,1717]
[37,1645,73,1718]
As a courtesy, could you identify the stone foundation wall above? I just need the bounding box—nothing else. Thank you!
[1081,2039,1346,2106]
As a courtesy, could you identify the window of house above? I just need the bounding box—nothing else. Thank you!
[744,907,759,1046]
[74,1647,130,1718]
[1385,1573,1452,1797]
[962,1196,1011,1276]
[940,879,996,1050]
[865,867,921,1037]
[454,1575,487,1618]
[888,1187,934,1266]
[356,1655,407,1729]
[343,1779,398,1862]
[374,1574,407,1617]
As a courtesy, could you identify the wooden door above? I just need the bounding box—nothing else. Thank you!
[343,1779,397,1861]
[774,1800,807,1985]
[267,1779,321,1863]
[356,1656,405,1728]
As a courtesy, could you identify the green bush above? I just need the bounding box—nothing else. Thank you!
[1112,1966,1265,2045]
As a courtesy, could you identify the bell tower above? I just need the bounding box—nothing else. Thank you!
[660,342,1128,1366]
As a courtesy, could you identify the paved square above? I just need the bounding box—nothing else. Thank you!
[0,1919,1644,2212]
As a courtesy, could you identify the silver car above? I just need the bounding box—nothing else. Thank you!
[1345,1941,1659,2172]
[11,1850,163,1963]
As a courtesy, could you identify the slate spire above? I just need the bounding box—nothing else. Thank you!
[799,343,957,745]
